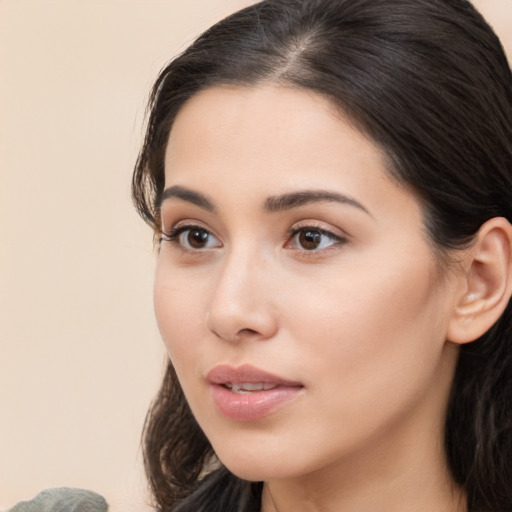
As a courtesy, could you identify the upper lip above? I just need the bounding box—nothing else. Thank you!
[206,364,303,387]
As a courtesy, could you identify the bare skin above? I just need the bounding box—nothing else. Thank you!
[153,85,512,512]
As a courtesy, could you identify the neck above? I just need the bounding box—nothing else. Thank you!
[261,438,466,512]
[261,464,466,512]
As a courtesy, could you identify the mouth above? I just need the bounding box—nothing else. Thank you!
[206,364,304,421]
[223,382,279,394]
[206,363,302,387]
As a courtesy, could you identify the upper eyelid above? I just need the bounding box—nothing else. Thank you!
[287,227,347,245]
[288,221,349,239]
[162,223,214,239]
[161,218,350,246]
[162,218,212,234]
[161,224,222,252]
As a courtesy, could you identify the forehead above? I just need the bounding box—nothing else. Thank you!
[166,85,384,183]
[163,85,422,225]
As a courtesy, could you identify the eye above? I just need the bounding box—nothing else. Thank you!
[287,226,346,251]
[161,225,221,250]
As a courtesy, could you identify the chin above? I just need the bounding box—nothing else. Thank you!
[211,445,275,481]
[220,459,289,482]
[211,440,310,482]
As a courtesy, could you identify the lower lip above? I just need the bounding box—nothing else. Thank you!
[209,384,303,421]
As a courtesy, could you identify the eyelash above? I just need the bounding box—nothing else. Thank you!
[161,224,220,251]
[160,223,348,253]
[286,224,348,253]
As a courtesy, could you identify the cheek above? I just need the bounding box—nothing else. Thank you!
[258,258,451,470]
[153,261,207,364]
[153,265,215,420]
[281,252,447,403]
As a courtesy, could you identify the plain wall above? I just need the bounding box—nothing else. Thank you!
[0,2,254,510]
[1,1,511,510]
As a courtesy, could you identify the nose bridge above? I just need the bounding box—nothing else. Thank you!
[207,241,276,341]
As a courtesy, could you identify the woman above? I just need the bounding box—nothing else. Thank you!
[132,0,512,511]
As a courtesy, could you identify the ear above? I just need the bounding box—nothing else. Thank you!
[447,217,512,344]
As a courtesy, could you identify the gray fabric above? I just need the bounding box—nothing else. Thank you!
[6,488,108,512]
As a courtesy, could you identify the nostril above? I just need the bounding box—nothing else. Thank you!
[238,328,259,336]
[205,300,278,342]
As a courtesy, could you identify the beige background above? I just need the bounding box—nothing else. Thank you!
[1,1,510,510]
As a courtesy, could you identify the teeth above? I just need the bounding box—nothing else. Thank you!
[227,382,277,393]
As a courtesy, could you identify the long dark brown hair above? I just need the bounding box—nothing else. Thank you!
[132,1,512,511]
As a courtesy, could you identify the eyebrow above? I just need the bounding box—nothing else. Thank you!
[158,185,370,216]
[264,190,371,215]
[158,185,216,212]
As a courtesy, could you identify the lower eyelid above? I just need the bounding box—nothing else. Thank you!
[286,229,348,253]
[162,224,222,252]
[162,222,347,252]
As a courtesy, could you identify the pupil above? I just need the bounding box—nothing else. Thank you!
[299,230,321,250]
[188,229,208,248]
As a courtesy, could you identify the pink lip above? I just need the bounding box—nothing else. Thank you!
[206,364,304,422]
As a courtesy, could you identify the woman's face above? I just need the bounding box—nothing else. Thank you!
[154,85,461,482]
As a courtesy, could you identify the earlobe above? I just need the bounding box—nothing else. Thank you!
[447,217,512,344]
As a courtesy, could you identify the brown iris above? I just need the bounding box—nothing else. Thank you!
[187,228,210,248]
[298,229,322,250]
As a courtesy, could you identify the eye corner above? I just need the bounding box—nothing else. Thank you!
[286,223,349,254]
[162,223,222,252]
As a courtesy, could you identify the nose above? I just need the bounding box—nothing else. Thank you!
[206,250,278,343]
